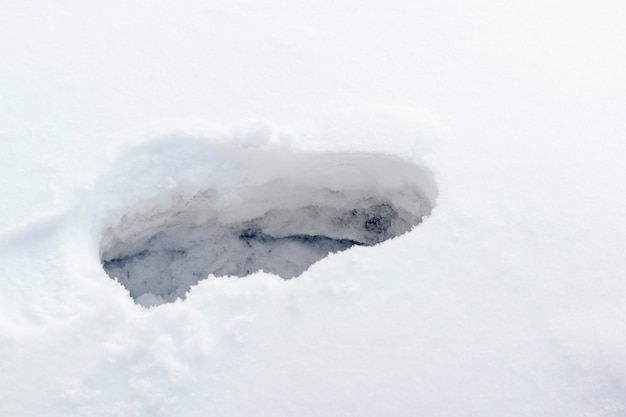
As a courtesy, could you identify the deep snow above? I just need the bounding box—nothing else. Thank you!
[98,140,435,304]
[2,1,626,416]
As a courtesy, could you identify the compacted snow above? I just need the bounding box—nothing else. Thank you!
[2,1,626,416]
[99,139,435,305]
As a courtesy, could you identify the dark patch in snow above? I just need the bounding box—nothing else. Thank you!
[363,203,396,234]
[101,202,418,305]
[97,146,436,306]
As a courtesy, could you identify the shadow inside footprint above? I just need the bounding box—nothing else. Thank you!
[99,140,436,306]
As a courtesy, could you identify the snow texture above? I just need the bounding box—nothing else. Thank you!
[2,1,626,416]
[99,140,434,304]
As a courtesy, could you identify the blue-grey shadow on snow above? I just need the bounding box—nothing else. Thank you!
[97,135,437,306]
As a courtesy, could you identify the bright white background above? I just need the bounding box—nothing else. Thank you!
[1,1,626,415]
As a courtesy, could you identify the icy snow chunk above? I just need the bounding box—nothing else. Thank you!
[97,136,436,304]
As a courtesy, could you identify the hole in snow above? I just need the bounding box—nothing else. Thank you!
[99,143,436,306]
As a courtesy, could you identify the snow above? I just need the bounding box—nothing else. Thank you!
[2,0,626,416]
[97,135,434,304]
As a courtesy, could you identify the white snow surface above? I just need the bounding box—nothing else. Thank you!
[2,1,626,416]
